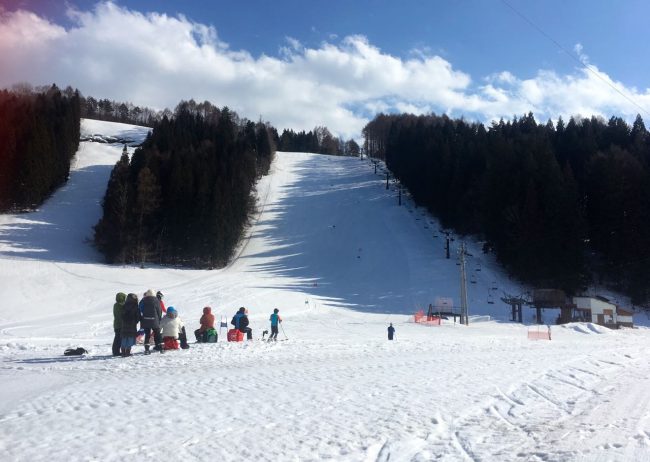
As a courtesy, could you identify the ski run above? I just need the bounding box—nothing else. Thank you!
[1,119,650,461]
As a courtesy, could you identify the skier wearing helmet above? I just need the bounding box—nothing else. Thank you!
[268,308,282,341]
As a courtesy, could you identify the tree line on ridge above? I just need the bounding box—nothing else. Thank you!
[0,84,80,212]
[363,112,650,305]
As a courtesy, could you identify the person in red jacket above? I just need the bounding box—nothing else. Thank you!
[156,291,167,313]
[194,306,215,342]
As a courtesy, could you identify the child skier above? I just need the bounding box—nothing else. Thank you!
[269,308,282,341]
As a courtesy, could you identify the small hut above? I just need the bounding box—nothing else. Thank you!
[572,296,634,329]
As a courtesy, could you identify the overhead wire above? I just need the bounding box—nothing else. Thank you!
[500,0,650,118]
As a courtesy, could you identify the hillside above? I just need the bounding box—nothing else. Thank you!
[1,120,650,461]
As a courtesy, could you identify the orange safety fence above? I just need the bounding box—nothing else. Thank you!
[414,310,442,326]
[527,326,551,340]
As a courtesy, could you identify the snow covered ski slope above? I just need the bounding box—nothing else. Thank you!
[1,120,650,461]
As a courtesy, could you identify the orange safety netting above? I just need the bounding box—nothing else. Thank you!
[527,327,551,340]
[414,310,441,325]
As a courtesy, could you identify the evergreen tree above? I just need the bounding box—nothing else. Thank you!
[94,101,276,268]
[0,86,80,212]
[363,111,650,301]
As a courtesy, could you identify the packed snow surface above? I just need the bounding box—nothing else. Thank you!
[1,120,650,461]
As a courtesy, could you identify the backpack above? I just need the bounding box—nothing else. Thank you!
[64,347,88,356]
[206,328,218,343]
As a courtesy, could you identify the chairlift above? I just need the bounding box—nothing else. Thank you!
[487,292,494,304]
[491,281,498,290]
[470,273,477,284]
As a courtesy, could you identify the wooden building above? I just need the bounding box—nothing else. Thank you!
[572,296,634,329]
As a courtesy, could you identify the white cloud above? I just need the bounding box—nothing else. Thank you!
[574,42,588,64]
[1,2,649,139]
[284,36,302,51]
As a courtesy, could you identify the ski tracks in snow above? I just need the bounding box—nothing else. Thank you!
[356,343,650,462]
[425,348,650,461]
[2,326,650,461]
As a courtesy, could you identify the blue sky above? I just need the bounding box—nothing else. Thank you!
[1,0,649,138]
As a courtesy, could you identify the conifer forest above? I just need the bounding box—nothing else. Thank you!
[0,85,80,212]
[94,101,275,268]
[363,113,650,304]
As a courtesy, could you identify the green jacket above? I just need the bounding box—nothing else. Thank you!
[113,292,127,330]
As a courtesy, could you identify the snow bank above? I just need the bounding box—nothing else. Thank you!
[562,322,613,335]
[80,118,150,142]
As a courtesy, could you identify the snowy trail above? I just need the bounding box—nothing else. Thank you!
[2,120,650,461]
[3,325,650,461]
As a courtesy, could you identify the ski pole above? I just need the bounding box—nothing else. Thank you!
[280,322,288,340]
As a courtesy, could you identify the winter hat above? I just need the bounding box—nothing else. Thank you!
[116,292,127,304]
[156,291,164,299]
[238,307,246,313]
[167,306,177,316]
[273,308,279,313]
[203,306,212,314]
[144,289,155,297]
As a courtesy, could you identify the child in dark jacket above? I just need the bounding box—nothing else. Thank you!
[120,293,140,356]
[231,307,252,340]
[112,292,126,356]
[387,323,395,340]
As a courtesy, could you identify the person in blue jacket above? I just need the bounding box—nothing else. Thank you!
[268,308,282,341]
[388,323,395,340]
[231,307,253,340]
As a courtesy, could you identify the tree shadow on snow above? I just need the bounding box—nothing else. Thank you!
[0,165,113,264]
[238,154,454,316]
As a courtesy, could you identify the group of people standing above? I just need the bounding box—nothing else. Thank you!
[112,289,187,357]
[112,290,285,357]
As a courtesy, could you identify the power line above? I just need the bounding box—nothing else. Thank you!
[501,0,650,118]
